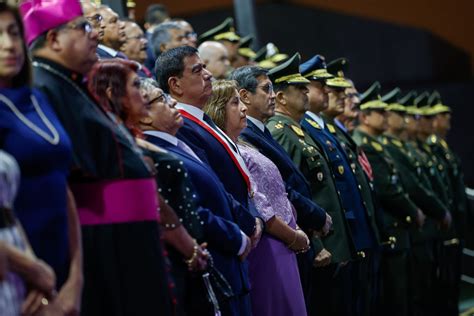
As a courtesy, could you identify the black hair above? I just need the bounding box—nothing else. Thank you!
[229,66,268,93]
[154,45,198,93]
[0,2,31,87]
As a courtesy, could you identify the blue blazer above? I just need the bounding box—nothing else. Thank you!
[301,114,375,250]
[146,135,251,297]
[240,120,327,230]
[177,116,258,236]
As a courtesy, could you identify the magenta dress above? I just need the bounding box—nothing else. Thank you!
[239,143,307,316]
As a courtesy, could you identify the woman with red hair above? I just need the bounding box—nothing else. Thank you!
[88,59,211,315]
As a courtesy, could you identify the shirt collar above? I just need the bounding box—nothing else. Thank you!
[98,44,119,57]
[175,102,204,120]
[334,118,347,132]
[247,116,265,132]
[305,111,325,129]
[143,130,178,146]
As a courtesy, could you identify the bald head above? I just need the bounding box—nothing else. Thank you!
[198,41,231,79]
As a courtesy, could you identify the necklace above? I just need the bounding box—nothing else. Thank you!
[0,93,60,145]
[32,61,150,171]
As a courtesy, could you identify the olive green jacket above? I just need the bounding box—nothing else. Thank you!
[267,113,355,263]
[427,135,468,240]
[381,134,447,244]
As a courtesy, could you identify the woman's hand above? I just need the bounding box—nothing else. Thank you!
[54,277,83,316]
[288,229,310,253]
[186,242,209,272]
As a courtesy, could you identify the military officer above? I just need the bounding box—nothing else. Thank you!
[266,53,356,316]
[415,92,462,316]
[381,87,451,316]
[299,55,379,316]
[253,42,289,69]
[198,17,241,66]
[233,35,257,68]
[352,82,424,316]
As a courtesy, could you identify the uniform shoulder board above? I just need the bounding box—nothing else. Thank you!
[305,118,321,129]
[440,139,448,149]
[371,141,383,152]
[327,124,336,134]
[290,125,305,137]
[391,139,403,148]
[382,137,388,145]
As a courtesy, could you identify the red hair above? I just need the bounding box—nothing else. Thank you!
[87,59,142,136]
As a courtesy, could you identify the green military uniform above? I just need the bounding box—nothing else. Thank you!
[266,53,355,316]
[382,88,450,316]
[267,113,355,261]
[353,82,419,316]
[422,93,463,316]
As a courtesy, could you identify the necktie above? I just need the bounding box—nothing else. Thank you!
[176,139,202,163]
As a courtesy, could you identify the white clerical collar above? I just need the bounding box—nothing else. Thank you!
[306,111,325,129]
[175,102,205,120]
[143,130,178,146]
[247,116,265,132]
[98,44,119,57]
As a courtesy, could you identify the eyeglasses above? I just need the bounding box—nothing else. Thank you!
[86,14,103,24]
[149,93,172,106]
[62,19,93,34]
[257,83,274,94]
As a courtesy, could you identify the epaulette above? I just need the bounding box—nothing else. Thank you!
[371,141,383,152]
[392,139,403,148]
[305,118,321,129]
[440,139,449,149]
[290,125,305,137]
[327,123,336,134]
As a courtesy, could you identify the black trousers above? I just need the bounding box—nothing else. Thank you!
[378,250,410,316]
[351,249,380,316]
[408,241,435,316]
[432,240,462,316]
[308,262,353,316]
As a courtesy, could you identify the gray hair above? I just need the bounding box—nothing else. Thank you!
[140,77,160,92]
[150,21,182,57]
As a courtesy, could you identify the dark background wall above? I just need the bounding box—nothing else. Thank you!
[134,1,474,186]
